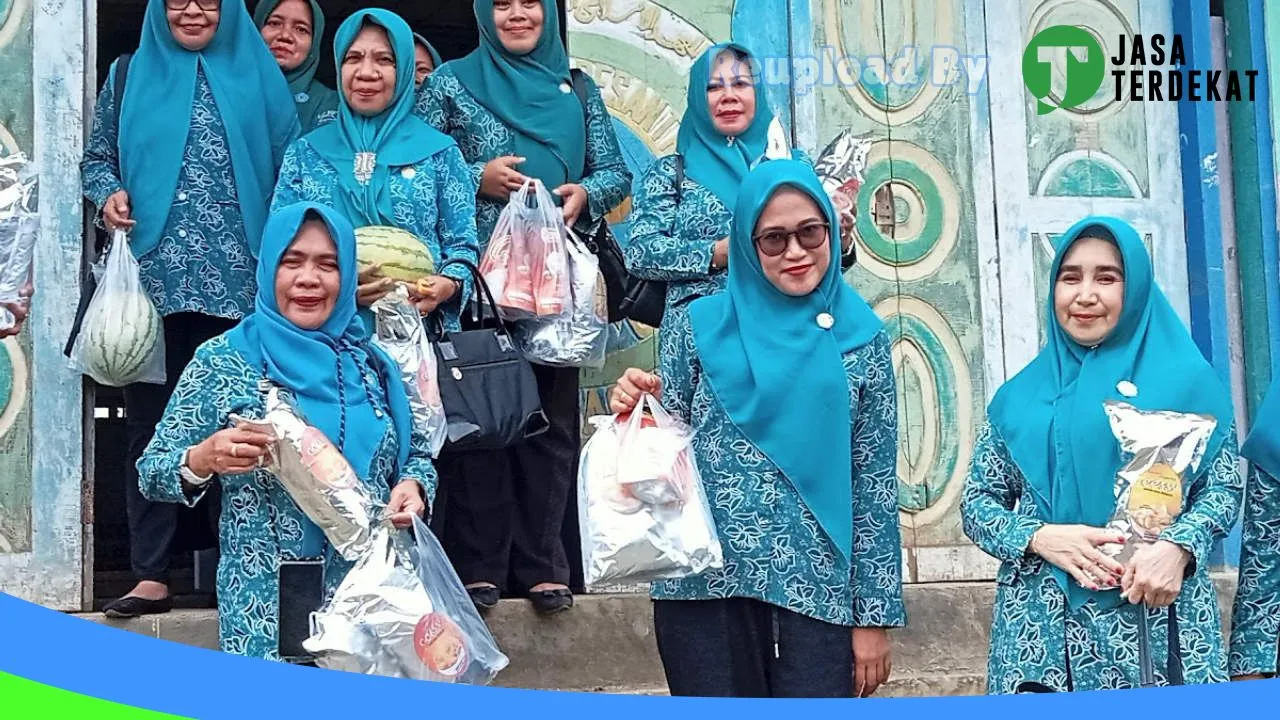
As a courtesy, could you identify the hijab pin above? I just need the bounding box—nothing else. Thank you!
[294,92,310,104]
[559,82,573,94]
[817,312,835,330]
[726,135,737,147]
[1117,380,1138,398]
[401,167,416,180]
[353,152,376,185]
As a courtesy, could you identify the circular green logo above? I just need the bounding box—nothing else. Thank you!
[1022,25,1106,115]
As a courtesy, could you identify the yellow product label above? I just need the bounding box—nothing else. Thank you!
[1126,463,1183,536]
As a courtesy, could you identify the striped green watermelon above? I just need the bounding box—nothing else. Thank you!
[356,225,436,283]
[80,288,162,386]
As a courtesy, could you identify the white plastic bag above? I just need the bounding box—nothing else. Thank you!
[70,229,165,386]
[370,287,449,457]
[306,515,510,684]
[512,231,608,368]
[0,153,37,330]
[578,394,723,588]
[478,180,570,321]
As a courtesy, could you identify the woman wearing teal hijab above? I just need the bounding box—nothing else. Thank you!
[413,33,443,88]
[610,160,904,697]
[1229,386,1280,679]
[138,202,437,661]
[962,217,1242,692]
[255,0,340,131]
[414,0,632,616]
[81,0,299,620]
[272,9,479,331]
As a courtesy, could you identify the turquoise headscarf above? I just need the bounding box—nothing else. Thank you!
[987,217,1233,611]
[450,0,586,189]
[677,43,774,211]
[688,160,883,562]
[413,33,443,71]
[118,0,299,259]
[1242,384,1280,479]
[306,9,456,227]
[225,202,413,487]
[253,0,339,132]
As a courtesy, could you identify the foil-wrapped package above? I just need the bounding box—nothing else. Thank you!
[814,130,872,241]
[512,233,608,368]
[232,384,379,561]
[370,287,448,457]
[1101,400,1218,563]
[578,395,723,588]
[305,516,509,684]
[0,153,38,326]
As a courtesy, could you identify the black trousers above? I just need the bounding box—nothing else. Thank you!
[653,598,855,698]
[433,361,580,593]
[122,312,235,584]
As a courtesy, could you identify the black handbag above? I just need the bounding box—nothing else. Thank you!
[569,69,668,328]
[431,259,549,452]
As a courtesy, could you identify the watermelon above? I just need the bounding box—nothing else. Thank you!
[355,225,436,283]
[80,287,162,386]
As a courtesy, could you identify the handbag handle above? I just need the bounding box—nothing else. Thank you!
[434,257,513,340]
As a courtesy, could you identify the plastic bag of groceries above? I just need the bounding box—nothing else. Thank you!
[230,385,379,561]
[511,230,608,368]
[578,394,722,588]
[0,153,37,330]
[478,180,570,321]
[1099,400,1218,563]
[370,286,448,457]
[305,514,509,684]
[69,229,166,386]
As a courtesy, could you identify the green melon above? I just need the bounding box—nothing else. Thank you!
[356,226,436,283]
[80,288,162,386]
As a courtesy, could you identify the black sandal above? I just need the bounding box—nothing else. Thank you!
[528,588,573,616]
[103,595,172,619]
[467,585,500,611]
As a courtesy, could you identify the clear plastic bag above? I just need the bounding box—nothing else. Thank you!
[512,231,608,368]
[0,153,37,330]
[70,229,165,386]
[306,515,510,684]
[370,286,449,457]
[578,394,723,588]
[478,180,570,322]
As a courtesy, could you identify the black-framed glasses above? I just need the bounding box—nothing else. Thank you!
[753,222,829,257]
[165,0,220,11]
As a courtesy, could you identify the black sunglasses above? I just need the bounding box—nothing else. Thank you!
[753,222,830,257]
[165,0,220,11]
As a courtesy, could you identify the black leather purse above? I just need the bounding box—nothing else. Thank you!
[431,259,549,452]
[569,69,668,328]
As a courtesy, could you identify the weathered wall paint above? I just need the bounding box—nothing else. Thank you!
[0,0,87,610]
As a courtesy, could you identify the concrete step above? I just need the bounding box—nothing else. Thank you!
[79,583,1003,695]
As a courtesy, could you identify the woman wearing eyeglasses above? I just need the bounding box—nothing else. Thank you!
[81,0,299,619]
[609,160,904,698]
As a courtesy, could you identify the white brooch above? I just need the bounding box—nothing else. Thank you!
[353,152,377,185]
[1117,381,1138,398]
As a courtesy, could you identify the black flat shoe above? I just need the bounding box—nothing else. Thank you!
[528,588,573,616]
[467,585,500,611]
[103,595,172,619]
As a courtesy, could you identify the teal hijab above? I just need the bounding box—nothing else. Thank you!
[413,33,443,72]
[253,0,339,132]
[306,9,456,227]
[987,217,1233,611]
[118,0,299,259]
[225,202,413,485]
[688,160,883,563]
[677,43,774,211]
[451,0,586,189]
[1243,383,1280,479]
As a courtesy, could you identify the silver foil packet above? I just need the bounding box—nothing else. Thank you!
[578,397,723,589]
[813,129,872,225]
[305,516,509,684]
[370,287,448,457]
[512,233,609,368]
[0,153,37,314]
[231,384,379,562]
[1100,400,1217,563]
